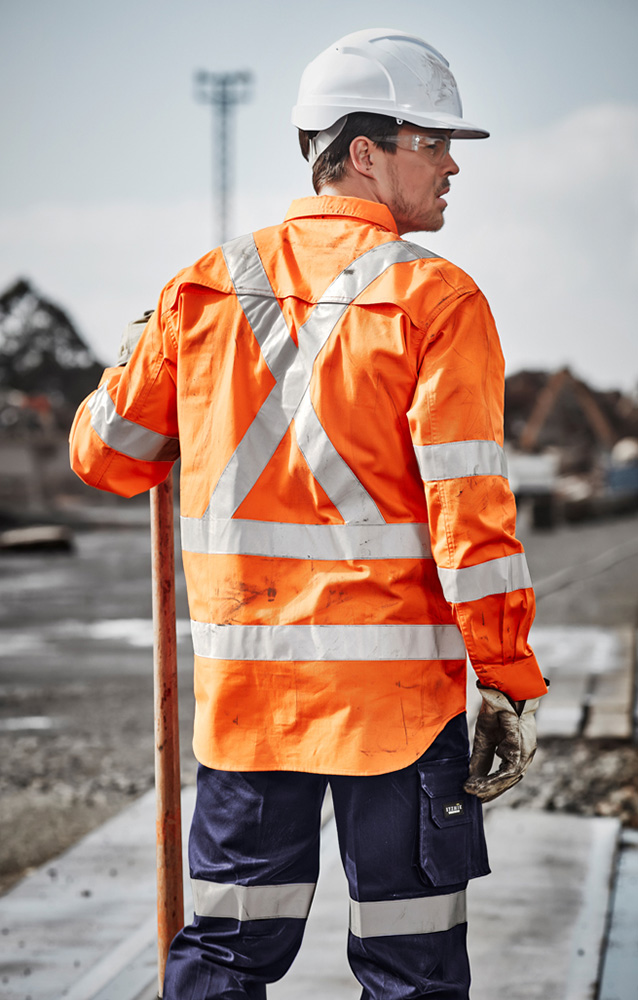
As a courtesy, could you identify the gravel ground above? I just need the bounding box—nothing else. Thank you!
[0,675,198,896]
[493,737,638,827]
[1,506,637,897]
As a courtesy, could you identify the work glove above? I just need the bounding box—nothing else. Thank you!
[464,687,542,803]
[117,309,154,366]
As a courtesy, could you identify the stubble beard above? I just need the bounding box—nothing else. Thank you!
[388,176,447,234]
[393,196,446,234]
[423,211,445,233]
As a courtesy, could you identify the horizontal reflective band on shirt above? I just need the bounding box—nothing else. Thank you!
[191,621,466,662]
[180,517,432,560]
[438,552,533,604]
[349,889,466,939]
[192,878,315,921]
[87,384,179,462]
[413,440,508,482]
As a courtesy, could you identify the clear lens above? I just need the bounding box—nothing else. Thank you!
[410,134,451,162]
[370,133,452,164]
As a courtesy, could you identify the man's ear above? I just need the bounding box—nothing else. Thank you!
[349,136,376,178]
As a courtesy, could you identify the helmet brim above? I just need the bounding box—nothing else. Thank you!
[292,103,489,139]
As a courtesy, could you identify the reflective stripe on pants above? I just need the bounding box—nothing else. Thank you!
[162,715,487,1000]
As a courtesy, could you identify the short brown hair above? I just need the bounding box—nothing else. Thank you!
[298,113,400,194]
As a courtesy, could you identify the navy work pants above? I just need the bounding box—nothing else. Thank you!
[163,713,489,999]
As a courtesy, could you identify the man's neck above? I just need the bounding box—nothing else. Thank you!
[318,176,383,204]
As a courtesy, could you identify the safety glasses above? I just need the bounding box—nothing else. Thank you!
[370,133,452,164]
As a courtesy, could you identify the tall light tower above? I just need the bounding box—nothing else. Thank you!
[194,70,253,246]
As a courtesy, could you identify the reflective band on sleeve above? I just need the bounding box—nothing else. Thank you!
[180,516,432,560]
[413,440,508,482]
[192,878,316,921]
[191,621,466,662]
[87,384,179,462]
[438,552,533,603]
[209,238,435,523]
[349,889,466,939]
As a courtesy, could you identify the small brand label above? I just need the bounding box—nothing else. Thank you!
[444,801,464,818]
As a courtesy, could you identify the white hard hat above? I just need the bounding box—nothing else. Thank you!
[292,27,489,147]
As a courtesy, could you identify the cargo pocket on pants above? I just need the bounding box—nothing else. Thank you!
[417,754,490,887]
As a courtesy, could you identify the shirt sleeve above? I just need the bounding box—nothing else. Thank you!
[407,287,547,701]
[69,292,179,498]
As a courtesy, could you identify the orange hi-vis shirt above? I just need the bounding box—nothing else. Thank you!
[70,196,547,776]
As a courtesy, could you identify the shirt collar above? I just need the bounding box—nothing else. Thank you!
[284,196,399,234]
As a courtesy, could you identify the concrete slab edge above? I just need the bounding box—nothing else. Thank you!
[597,828,638,1000]
[565,815,620,1000]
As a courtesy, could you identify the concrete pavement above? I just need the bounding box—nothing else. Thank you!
[0,785,629,1000]
[1,624,637,999]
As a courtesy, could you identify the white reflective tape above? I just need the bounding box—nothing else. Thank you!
[209,386,295,520]
[87,384,179,462]
[209,238,435,522]
[191,621,466,662]
[223,235,297,382]
[401,240,438,261]
[413,440,508,482]
[438,552,533,604]
[222,233,276,298]
[294,393,383,525]
[181,516,432,560]
[192,878,316,921]
[214,243,378,523]
[349,889,466,939]
[304,240,435,307]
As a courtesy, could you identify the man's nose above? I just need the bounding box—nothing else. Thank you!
[445,153,460,176]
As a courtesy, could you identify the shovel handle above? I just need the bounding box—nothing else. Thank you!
[150,472,183,996]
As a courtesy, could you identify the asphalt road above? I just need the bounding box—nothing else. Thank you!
[0,507,197,895]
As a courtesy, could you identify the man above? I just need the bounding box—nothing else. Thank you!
[70,28,547,1000]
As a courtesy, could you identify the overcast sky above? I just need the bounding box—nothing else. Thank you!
[1,0,636,392]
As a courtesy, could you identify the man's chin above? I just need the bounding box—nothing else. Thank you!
[396,208,446,235]
[417,213,445,234]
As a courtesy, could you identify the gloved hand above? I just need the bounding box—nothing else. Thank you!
[464,687,542,803]
[117,309,154,366]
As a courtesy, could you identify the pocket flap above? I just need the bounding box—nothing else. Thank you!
[418,755,471,829]
[418,754,469,798]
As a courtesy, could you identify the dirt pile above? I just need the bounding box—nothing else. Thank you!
[501,737,638,828]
